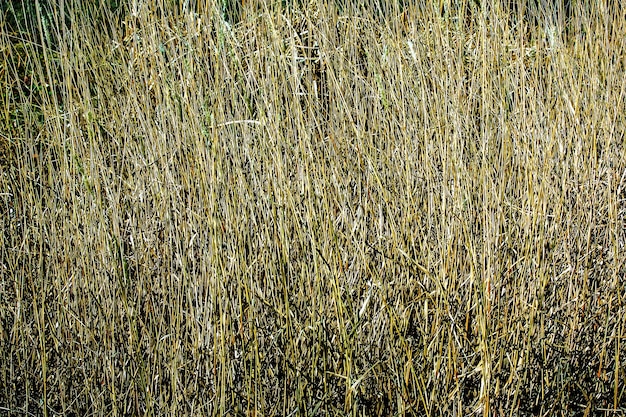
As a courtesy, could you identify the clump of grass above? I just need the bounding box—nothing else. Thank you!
[1,0,625,416]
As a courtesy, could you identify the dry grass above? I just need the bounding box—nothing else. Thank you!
[1,0,625,415]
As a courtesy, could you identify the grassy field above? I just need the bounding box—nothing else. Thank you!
[1,0,625,415]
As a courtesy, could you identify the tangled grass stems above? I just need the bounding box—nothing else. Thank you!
[1,0,625,415]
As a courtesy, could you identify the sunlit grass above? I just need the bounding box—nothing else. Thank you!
[1,0,625,416]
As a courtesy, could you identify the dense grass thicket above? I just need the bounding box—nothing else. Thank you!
[1,0,625,415]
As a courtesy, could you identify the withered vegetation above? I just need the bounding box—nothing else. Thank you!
[1,0,625,415]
